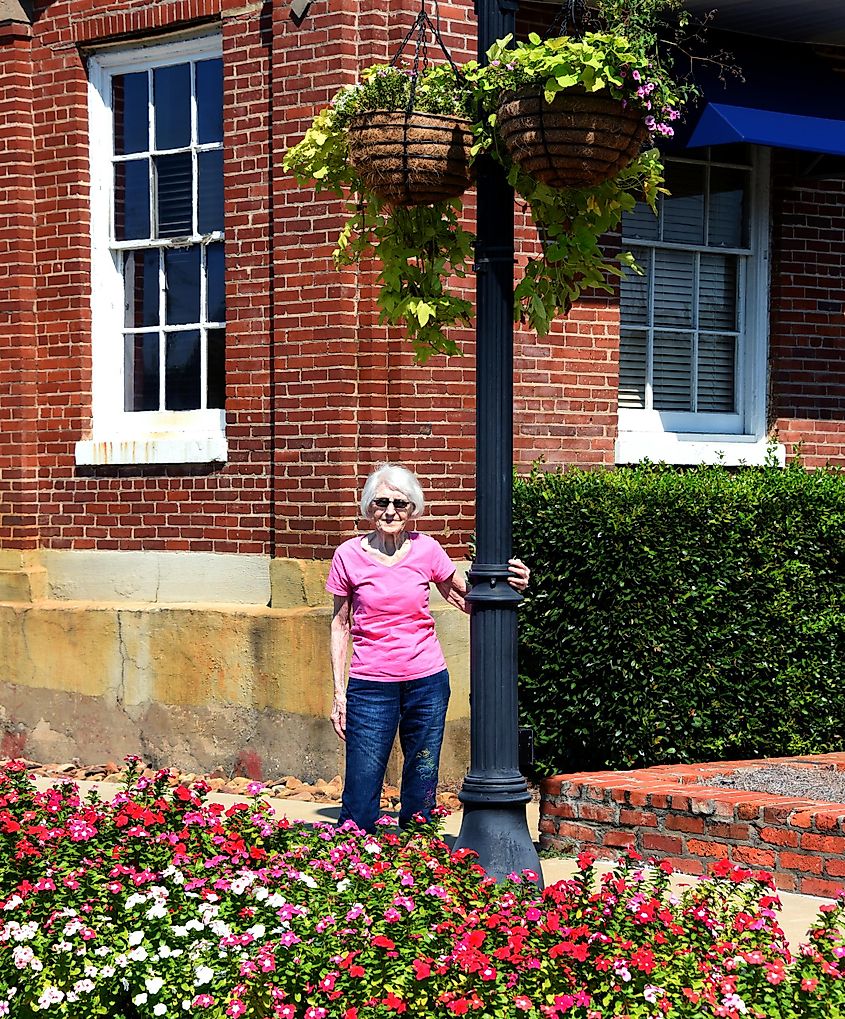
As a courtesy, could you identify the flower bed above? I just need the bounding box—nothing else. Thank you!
[2,759,845,1018]
[539,754,845,897]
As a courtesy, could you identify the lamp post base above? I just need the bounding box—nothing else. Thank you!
[453,801,543,887]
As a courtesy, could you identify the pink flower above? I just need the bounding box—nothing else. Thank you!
[514,996,532,1011]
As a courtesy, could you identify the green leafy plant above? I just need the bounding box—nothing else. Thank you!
[513,460,845,776]
[284,0,711,359]
[284,64,475,362]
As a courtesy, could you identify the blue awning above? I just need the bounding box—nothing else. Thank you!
[687,103,845,157]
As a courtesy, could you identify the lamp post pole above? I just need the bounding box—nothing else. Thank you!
[453,0,542,884]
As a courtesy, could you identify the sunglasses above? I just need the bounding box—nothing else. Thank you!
[372,498,412,510]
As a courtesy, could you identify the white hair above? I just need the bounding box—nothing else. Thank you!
[360,463,425,519]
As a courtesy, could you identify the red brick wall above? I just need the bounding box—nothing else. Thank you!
[1,4,843,561]
[0,23,39,549]
[540,755,845,897]
[770,154,845,466]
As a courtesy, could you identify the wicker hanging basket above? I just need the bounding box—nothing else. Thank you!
[497,87,649,190]
[347,110,474,207]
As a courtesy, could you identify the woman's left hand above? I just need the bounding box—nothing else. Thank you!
[507,557,530,592]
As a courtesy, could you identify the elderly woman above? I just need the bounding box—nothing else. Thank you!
[326,462,529,833]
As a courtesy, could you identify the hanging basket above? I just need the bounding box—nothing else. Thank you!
[347,110,474,207]
[497,87,649,190]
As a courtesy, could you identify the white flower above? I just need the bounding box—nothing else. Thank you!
[133,992,149,1005]
[159,945,173,958]
[209,920,231,937]
[73,979,95,995]
[128,946,148,962]
[154,1005,167,1016]
[266,893,287,907]
[12,946,33,969]
[94,946,110,957]
[247,924,266,939]
[54,941,73,954]
[127,931,145,946]
[3,895,22,911]
[124,893,147,911]
[173,925,188,938]
[100,965,116,978]
[254,887,268,901]
[37,987,64,1008]
[194,965,214,986]
[299,874,318,889]
[146,976,164,995]
[30,958,43,972]
[185,919,204,933]
[336,878,351,892]
[84,965,98,978]
[146,902,168,920]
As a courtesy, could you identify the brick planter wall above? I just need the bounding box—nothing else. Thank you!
[539,753,845,896]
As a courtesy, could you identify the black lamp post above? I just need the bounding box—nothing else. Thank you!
[453,0,542,884]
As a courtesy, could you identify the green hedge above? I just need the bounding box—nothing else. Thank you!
[513,461,845,776]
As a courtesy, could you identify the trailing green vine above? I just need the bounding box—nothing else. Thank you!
[283,2,710,360]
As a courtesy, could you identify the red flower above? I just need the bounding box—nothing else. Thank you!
[372,935,395,950]
[382,992,407,1013]
[413,959,432,980]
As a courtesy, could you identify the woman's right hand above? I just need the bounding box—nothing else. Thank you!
[331,693,347,741]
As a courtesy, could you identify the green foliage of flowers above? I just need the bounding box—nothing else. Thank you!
[3,759,845,1018]
[284,66,474,363]
[476,32,685,134]
[513,460,845,776]
[283,0,696,361]
[331,65,475,128]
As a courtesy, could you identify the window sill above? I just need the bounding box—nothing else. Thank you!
[75,433,228,466]
[615,432,785,467]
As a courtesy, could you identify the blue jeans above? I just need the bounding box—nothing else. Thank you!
[338,669,450,833]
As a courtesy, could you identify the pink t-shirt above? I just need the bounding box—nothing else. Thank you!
[326,532,456,681]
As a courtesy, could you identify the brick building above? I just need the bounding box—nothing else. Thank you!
[0,0,843,776]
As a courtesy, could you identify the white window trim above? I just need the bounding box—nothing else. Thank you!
[77,33,227,467]
[615,147,785,467]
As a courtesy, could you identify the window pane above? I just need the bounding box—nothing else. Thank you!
[113,72,148,156]
[196,59,223,143]
[654,250,694,328]
[165,247,201,325]
[620,248,650,325]
[653,331,692,411]
[662,162,705,244]
[619,328,647,409]
[698,334,736,412]
[207,328,226,408]
[154,63,191,150]
[114,160,150,241]
[699,255,737,331]
[709,167,749,248]
[207,242,225,322]
[123,249,159,328]
[155,152,193,237]
[198,149,224,234]
[124,332,160,411]
[622,200,658,241]
[165,330,201,410]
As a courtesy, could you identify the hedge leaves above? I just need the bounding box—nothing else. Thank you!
[514,462,845,776]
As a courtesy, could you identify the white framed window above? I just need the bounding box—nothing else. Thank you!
[616,146,783,466]
[76,33,227,467]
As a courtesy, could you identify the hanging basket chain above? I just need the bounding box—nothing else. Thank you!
[546,0,592,40]
[389,0,467,113]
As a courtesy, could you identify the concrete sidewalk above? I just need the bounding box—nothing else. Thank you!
[35,778,831,953]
